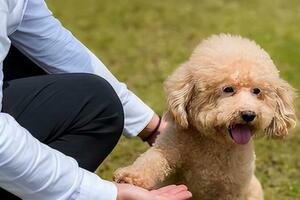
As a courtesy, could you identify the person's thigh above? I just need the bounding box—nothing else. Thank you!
[2,73,124,171]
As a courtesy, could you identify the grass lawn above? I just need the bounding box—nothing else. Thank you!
[48,0,300,199]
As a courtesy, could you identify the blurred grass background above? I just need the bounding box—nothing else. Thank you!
[48,0,300,199]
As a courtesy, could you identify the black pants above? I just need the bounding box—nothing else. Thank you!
[0,46,124,199]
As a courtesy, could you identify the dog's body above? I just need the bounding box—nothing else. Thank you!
[114,34,296,200]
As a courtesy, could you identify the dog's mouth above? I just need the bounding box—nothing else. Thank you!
[228,124,253,145]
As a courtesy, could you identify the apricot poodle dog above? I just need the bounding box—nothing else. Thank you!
[114,34,296,200]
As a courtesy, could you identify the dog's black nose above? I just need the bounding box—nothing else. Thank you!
[241,111,256,122]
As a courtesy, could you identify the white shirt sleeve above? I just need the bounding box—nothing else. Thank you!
[9,0,154,137]
[0,1,118,199]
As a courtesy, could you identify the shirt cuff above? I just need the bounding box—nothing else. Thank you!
[74,170,117,200]
[122,91,155,137]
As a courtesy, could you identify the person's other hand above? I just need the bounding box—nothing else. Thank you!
[146,116,167,145]
[116,183,192,200]
[139,114,168,146]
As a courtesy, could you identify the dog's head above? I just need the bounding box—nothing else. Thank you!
[165,34,296,145]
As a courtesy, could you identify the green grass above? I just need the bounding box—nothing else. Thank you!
[48,0,300,199]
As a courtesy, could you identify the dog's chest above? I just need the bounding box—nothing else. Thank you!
[178,139,255,199]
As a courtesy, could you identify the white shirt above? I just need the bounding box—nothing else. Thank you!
[0,0,154,199]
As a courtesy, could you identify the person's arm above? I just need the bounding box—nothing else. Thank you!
[9,0,164,140]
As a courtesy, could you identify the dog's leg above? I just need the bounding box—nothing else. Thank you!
[114,147,176,189]
[245,175,264,200]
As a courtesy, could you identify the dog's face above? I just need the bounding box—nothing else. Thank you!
[165,34,296,145]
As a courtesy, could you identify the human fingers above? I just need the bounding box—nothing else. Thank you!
[164,184,188,195]
[172,190,193,200]
[150,185,177,195]
[159,189,192,200]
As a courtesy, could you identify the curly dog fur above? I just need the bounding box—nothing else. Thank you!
[114,34,297,200]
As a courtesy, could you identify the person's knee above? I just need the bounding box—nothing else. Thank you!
[55,73,124,135]
[73,73,124,135]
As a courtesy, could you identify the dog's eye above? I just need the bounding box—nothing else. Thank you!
[223,86,235,93]
[252,88,261,95]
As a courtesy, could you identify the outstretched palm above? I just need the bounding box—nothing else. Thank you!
[116,184,192,200]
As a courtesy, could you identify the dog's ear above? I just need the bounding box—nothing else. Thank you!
[265,80,297,138]
[164,63,194,128]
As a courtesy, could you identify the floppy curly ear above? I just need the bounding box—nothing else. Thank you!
[164,63,194,128]
[265,80,297,138]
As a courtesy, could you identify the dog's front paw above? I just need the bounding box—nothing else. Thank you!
[113,167,154,189]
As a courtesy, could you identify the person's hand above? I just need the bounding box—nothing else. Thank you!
[116,183,192,200]
[146,115,168,145]
[138,114,168,146]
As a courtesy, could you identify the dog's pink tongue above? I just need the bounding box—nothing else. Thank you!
[231,125,252,145]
